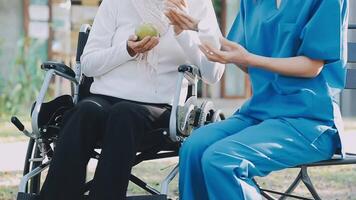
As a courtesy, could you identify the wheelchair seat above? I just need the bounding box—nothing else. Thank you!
[30,95,74,140]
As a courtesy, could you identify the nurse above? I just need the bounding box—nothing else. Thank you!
[179,0,349,199]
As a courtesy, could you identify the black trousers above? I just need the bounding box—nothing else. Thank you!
[40,94,171,200]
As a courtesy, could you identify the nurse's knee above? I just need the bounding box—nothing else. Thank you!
[201,142,256,179]
[201,142,242,171]
[201,144,221,172]
[180,126,214,158]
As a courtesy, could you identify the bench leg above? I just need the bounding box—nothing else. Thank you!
[301,166,322,200]
[279,170,302,200]
[260,190,278,200]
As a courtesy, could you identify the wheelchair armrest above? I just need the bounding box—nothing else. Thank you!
[32,62,77,137]
[178,64,202,83]
[168,64,202,142]
[41,61,77,84]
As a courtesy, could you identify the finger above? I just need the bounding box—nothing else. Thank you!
[221,44,232,51]
[166,12,185,33]
[206,53,228,64]
[220,37,238,49]
[198,45,210,55]
[128,35,138,42]
[172,9,196,26]
[202,43,224,56]
[199,45,220,61]
[167,10,184,27]
[132,36,151,49]
[181,0,187,7]
[166,0,183,10]
[147,38,160,51]
[200,44,227,62]
[165,10,179,24]
[170,10,190,29]
[201,43,217,53]
[134,36,152,52]
[165,1,179,10]
[199,45,212,58]
[165,11,177,24]
[172,8,190,19]
[173,11,192,28]
[200,47,226,63]
[143,37,159,51]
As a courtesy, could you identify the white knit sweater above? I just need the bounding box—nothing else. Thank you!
[81,0,225,104]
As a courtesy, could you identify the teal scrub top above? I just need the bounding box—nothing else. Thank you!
[228,0,348,153]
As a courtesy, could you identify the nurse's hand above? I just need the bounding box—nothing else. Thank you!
[127,35,159,57]
[199,37,250,66]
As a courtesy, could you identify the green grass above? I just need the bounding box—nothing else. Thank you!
[255,166,356,199]
[1,162,356,200]
[0,171,23,200]
[1,118,356,199]
[0,186,17,200]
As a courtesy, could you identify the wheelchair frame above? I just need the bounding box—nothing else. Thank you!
[13,24,222,200]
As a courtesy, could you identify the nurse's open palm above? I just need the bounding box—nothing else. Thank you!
[200,37,249,66]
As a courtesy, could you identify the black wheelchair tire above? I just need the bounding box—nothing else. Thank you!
[23,139,42,194]
[23,139,35,193]
[29,144,42,194]
[219,112,226,120]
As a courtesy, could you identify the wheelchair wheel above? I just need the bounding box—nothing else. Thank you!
[211,109,224,122]
[198,101,215,126]
[30,144,42,194]
[198,101,226,126]
[23,139,43,194]
[23,139,35,177]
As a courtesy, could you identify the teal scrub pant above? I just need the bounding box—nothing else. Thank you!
[179,114,339,200]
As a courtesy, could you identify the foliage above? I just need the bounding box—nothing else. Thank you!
[0,38,3,56]
[212,0,224,33]
[0,37,47,119]
[213,0,223,19]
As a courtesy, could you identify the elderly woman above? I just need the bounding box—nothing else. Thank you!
[39,0,224,199]
[179,0,348,199]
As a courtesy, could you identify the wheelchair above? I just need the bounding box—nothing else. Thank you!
[12,24,225,200]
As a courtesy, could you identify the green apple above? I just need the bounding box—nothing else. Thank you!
[135,23,159,41]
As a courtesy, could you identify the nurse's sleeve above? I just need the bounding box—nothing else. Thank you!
[227,0,246,46]
[297,0,346,63]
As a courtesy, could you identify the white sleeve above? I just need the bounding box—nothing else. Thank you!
[80,0,134,77]
[174,0,225,84]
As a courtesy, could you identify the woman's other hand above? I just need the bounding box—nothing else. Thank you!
[165,0,187,10]
[127,35,159,57]
[199,37,250,66]
[164,1,199,35]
